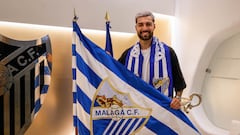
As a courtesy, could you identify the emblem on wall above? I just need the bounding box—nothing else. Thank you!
[0,34,52,135]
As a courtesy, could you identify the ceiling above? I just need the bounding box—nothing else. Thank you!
[0,0,175,33]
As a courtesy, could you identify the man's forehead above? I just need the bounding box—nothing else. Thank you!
[136,16,153,23]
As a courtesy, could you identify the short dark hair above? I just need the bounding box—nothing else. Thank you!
[135,11,155,23]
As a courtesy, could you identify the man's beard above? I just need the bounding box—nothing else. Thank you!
[137,31,153,40]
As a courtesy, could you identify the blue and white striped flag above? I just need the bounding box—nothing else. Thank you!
[72,21,200,135]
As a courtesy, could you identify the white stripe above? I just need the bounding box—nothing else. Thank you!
[127,56,133,71]
[34,61,40,102]
[73,103,77,116]
[43,76,51,85]
[72,31,77,45]
[76,100,91,130]
[72,54,77,93]
[34,86,40,102]
[154,44,160,79]
[154,59,159,80]
[40,93,46,104]
[75,35,108,79]
[75,32,198,134]
[160,43,168,78]
[134,58,139,76]
[72,80,76,93]
[72,55,77,70]
[76,69,95,100]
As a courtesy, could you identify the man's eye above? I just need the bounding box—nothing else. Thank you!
[137,23,153,27]
[146,23,153,26]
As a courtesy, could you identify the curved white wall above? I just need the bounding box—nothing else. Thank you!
[202,33,240,130]
[174,0,240,134]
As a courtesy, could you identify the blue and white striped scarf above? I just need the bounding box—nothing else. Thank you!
[125,37,173,97]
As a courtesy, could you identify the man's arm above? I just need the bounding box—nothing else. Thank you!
[169,47,186,109]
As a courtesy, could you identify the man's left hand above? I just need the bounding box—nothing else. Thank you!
[170,97,181,110]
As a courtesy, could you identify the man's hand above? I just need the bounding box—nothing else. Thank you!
[170,97,181,110]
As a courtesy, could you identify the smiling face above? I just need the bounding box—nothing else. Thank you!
[135,16,155,41]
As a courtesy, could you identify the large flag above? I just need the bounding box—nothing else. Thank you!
[104,12,113,56]
[72,21,200,135]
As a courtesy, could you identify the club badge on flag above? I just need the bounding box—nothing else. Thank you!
[0,34,52,135]
[72,20,200,135]
[91,79,152,134]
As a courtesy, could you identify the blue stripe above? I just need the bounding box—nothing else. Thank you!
[34,99,41,114]
[131,57,135,73]
[72,68,76,80]
[149,43,156,85]
[40,85,49,94]
[76,85,92,114]
[73,116,90,135]
[105,21,113,56]
[73,92,77,103]
[72,43,76,56]
[158,59,163,93]
[34,75,40,88]
[44,66,50,75]
[93,119,112,135]
[138,53,143,78]
[146,116,177,135]
[73,115,78,127]
[104,120,118,135]
[159,60,163,78]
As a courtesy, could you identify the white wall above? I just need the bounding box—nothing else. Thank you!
[174,0,240,134]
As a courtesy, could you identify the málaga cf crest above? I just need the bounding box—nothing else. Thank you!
[0,34,51,135]
[91,79,152,134]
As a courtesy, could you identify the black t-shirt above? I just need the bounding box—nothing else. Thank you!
[118,46,186,92]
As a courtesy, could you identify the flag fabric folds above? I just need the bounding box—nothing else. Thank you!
[105,20,113,56]
[72,21,200,135]
[33,54,51,117]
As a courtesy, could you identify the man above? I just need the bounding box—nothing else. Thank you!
[118,11,186,110]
